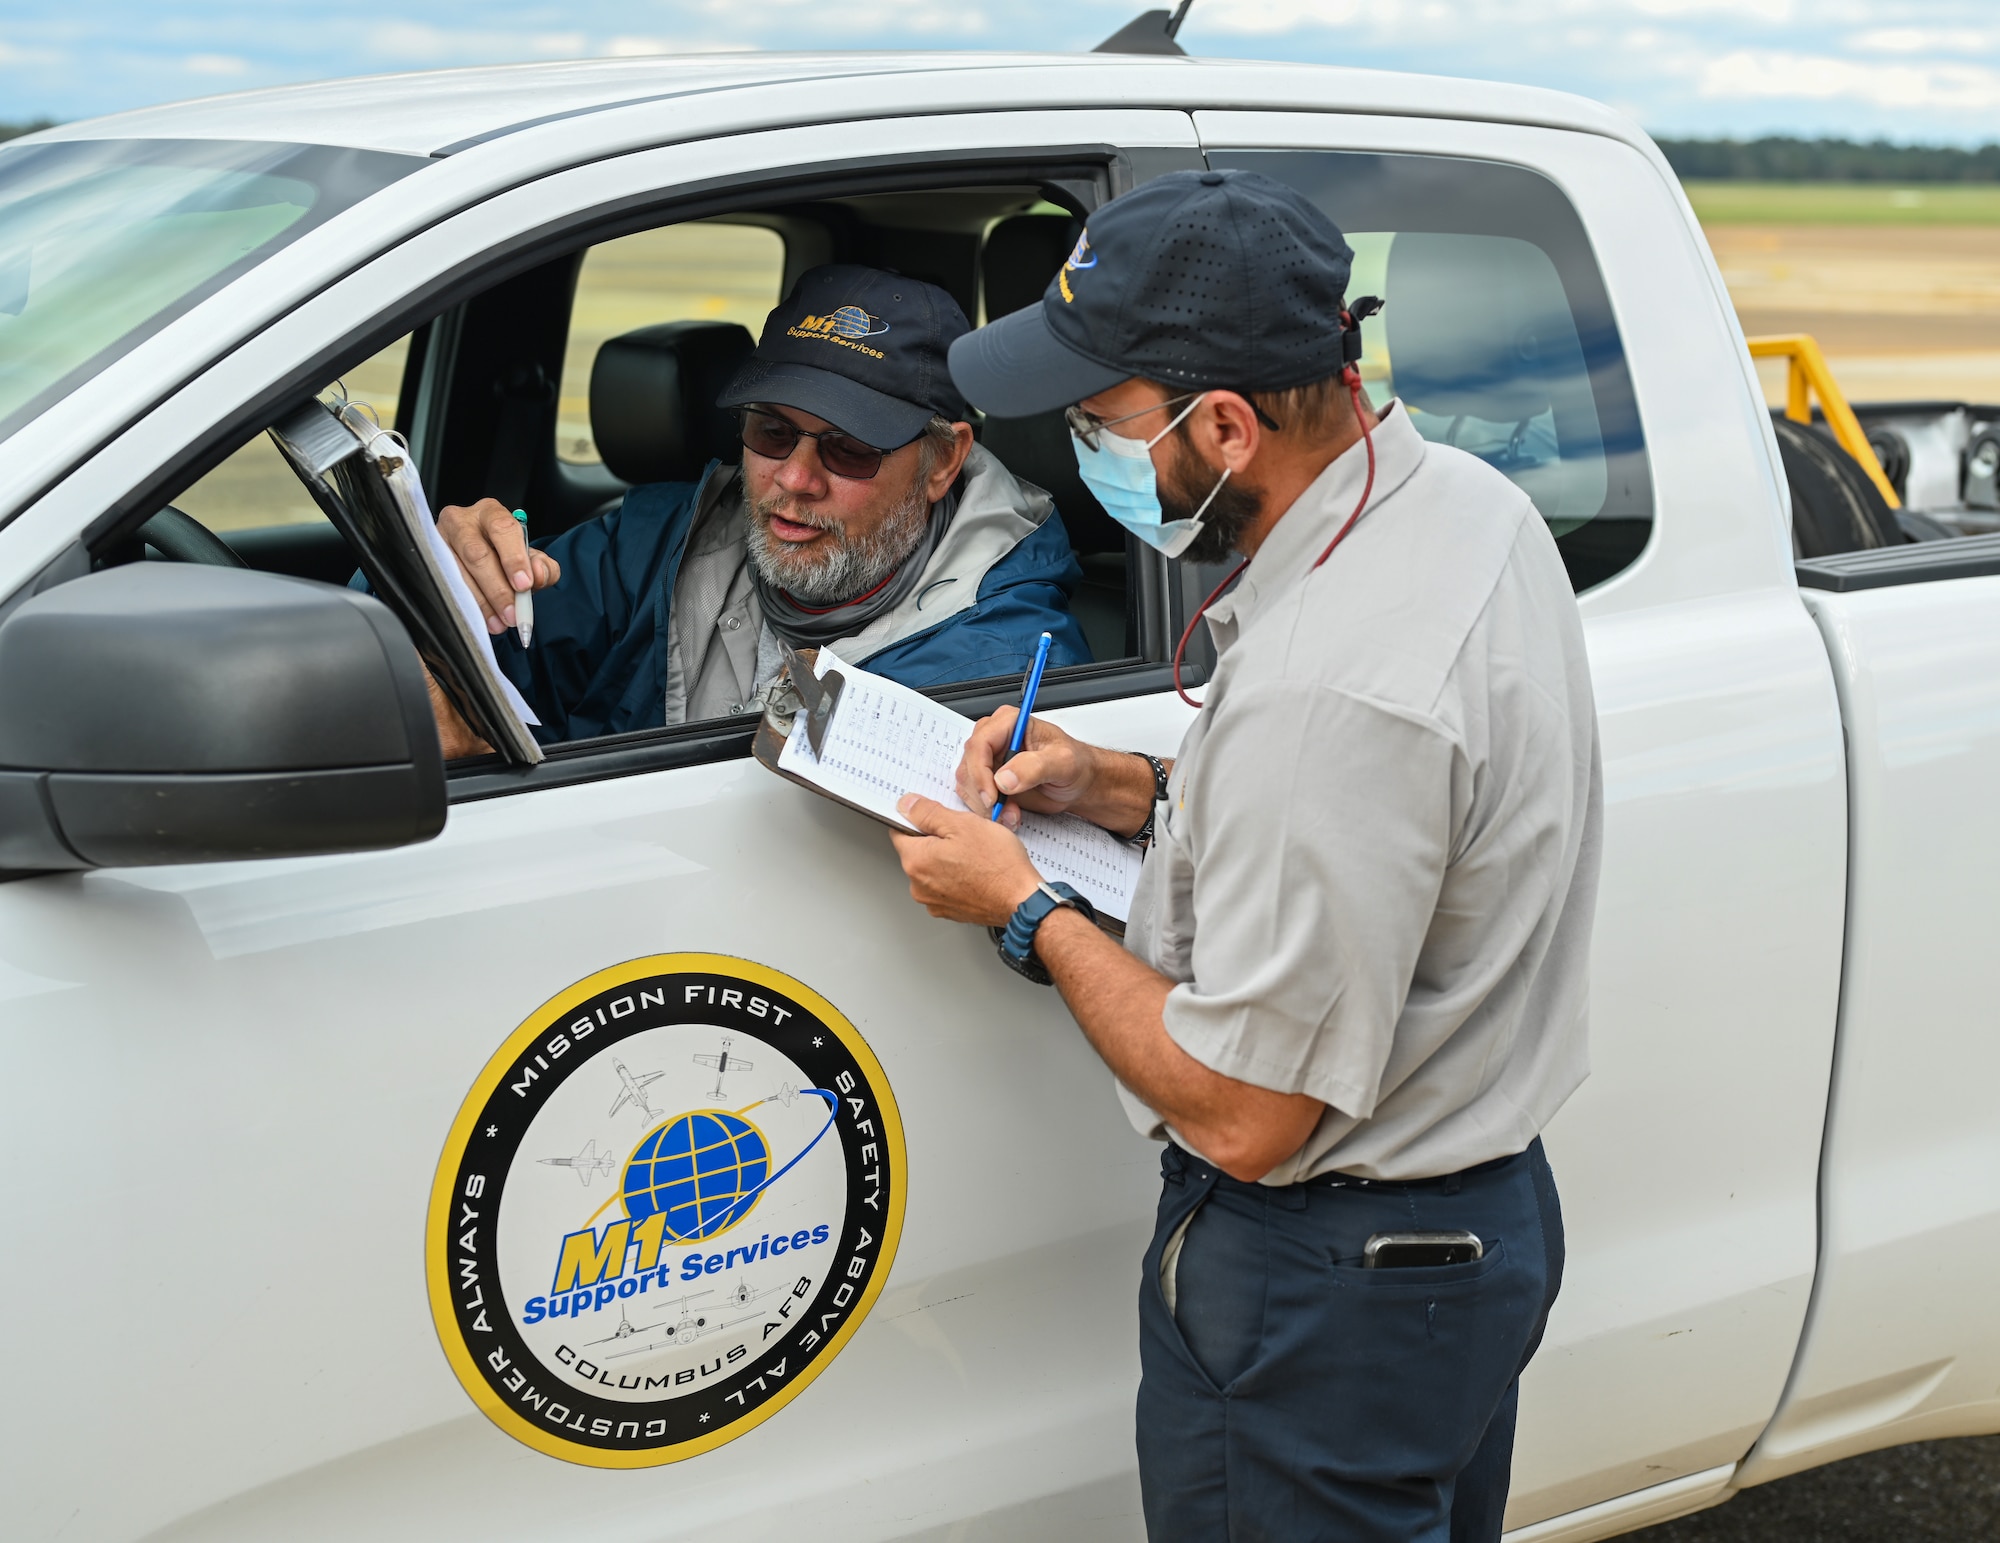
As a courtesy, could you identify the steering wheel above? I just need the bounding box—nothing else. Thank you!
[137,506,247,567]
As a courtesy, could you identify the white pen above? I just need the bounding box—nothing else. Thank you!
[510,508,535,647]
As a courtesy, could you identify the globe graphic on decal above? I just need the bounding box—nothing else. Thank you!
[623,1110,771,1242]
[829,305,884,339]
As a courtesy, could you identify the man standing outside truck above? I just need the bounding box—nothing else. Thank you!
[886,170,1602,1540]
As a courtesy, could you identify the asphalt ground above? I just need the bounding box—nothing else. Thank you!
[1623,1436,2000,1542]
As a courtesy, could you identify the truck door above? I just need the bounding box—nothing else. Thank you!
[1193,112,1850,1531]
[1736,548,2000,1485]
[0,109,1211,1543]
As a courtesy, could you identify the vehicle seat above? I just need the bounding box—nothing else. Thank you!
[590,320,756,488]
[979,214,1131,659]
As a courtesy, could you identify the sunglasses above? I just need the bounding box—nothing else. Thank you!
[739,407,890,480]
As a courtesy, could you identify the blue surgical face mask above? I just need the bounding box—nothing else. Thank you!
[1070,393,1231,560]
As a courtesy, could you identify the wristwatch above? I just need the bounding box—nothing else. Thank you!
[1130,752,1170,848]
[991,881,1097,986]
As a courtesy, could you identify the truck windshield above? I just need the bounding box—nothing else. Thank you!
[0,138,423,445]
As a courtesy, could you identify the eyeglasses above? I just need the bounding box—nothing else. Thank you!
[1064,394,1198,452]
[1064,391,1282,450]
[739,407,889,480]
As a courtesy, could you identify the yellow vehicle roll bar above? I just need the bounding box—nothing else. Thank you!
[1747,333,1902,510]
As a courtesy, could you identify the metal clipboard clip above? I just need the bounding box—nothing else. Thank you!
[776,643,845,758]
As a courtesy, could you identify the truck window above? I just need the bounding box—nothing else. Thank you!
[171,335,409,534]
[1210,151,1654,593]
[557,222,785,466]
[135,335,409,589]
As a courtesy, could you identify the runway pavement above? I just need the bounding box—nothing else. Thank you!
[1625,1436,2000,1541]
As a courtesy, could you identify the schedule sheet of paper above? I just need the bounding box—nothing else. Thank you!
[776,650,1144,922]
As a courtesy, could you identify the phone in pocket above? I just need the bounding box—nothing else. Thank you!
[1362,1230,1484,1268]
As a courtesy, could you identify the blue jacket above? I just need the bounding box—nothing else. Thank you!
[491,461,1091,743]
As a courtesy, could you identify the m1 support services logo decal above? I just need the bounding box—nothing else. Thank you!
[427,954,906,1467]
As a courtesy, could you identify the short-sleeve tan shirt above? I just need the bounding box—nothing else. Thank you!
[1119,403,1603,1182]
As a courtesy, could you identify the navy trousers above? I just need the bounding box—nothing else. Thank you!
[1136,1140,1564,1542]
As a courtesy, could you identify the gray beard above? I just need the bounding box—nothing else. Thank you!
[744,480,932,605]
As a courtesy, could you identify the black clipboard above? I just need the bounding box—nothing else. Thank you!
[268,398,543,766]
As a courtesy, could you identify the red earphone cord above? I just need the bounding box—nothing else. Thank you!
[1171,362,1376,709]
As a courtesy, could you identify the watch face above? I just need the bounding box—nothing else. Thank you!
[996,940,1054,985]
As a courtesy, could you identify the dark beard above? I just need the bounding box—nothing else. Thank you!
[1160,435,1263,566]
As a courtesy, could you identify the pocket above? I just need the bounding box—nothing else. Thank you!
[1149,814,1197,981]
[1336,1243,1508,1292]
[1241,1238,1536,1479]
[1138,1171,1225,1395]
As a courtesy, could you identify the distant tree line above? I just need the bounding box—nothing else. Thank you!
[0,120,55,142]
[1657,135,2000,182]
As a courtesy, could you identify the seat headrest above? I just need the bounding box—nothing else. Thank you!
[983,214,1078,321]
[589,320,756,486]
[980,411,1124,556]
[1385,234,1578,426]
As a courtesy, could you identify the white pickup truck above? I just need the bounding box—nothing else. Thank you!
[3,47,1997,1543]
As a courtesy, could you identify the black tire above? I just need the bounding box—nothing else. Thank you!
[1867,425,1912,502]
[1772,416,1905,558]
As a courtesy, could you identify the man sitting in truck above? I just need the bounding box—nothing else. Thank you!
[427,262,1091,755]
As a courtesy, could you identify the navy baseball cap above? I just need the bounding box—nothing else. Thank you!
[950,170,1357,418]
[718,263,970,449]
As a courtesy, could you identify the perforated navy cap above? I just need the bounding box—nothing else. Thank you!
[950,169,1357,418]
[719,263,970,449]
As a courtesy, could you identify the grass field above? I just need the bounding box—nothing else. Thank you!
[1686,181,2000,226]
[1705,216,2000,407]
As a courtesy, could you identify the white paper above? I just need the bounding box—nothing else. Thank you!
[355,418,540,731]
[777,650,1143,922]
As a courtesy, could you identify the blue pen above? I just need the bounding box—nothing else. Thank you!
[992,631,1055,821]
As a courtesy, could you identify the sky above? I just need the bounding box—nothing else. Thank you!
[3,0,1999,145]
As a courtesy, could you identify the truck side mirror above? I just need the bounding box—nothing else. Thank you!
[0,563,446,871]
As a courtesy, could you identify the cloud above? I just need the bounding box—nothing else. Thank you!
[600,36,758,57]
[1629,0,1795,19]
[366,22,588,63]
[0,37,63,66]
[1196,0,1362,34]
[183,53,249,76]
[1850,27,1997,56]
[1701,48,2000,111]
[693,0,992,35]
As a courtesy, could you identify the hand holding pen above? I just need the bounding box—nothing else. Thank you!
[432,497,560,641]
[992,631,1054,820]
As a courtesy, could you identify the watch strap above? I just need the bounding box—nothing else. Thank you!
[1131,752,1169,848]
[993,881,1096,985]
